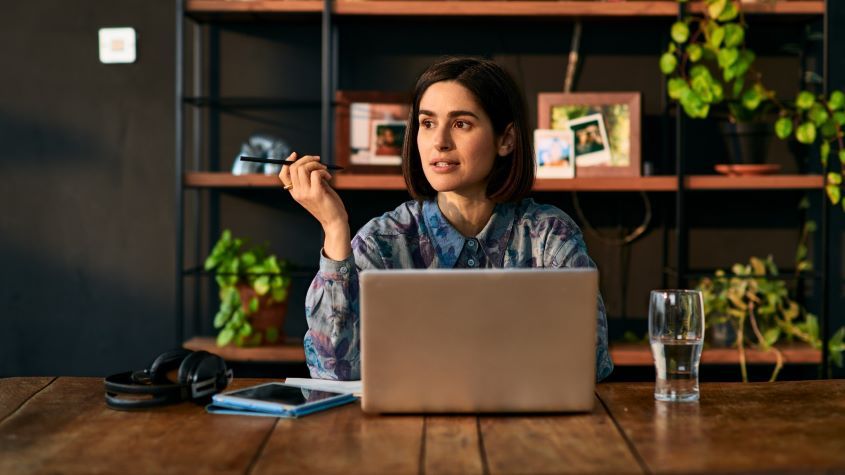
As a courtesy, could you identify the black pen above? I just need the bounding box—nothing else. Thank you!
[239,156,345,171]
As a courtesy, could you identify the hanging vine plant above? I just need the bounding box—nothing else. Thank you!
[660,0,845,206]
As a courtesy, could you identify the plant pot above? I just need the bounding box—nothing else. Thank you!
[719,121,772,165]
[707,320,737,348]
[237,284,288,345]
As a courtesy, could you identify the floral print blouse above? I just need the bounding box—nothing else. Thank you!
[304,198,614,382]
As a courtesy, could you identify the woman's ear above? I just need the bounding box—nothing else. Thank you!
[498,123,516,157]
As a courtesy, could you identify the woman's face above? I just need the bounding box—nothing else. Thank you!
[417,81,507,198]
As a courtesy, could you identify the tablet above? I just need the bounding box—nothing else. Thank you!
[212,382,356,416]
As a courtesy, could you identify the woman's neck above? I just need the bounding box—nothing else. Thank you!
[436,191,495,238]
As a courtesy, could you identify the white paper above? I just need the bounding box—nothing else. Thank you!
[284,378,362,397]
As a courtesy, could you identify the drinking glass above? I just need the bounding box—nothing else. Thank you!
[649,290,705,402]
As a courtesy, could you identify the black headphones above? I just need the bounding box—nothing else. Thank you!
[104,349,233,410]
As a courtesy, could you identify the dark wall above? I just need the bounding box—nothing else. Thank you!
[0,1,176,376]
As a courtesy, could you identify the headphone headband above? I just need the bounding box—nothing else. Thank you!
[103,350,232,410]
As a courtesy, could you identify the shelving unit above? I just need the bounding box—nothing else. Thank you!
[183,171,825,191]
[176,0,837,374]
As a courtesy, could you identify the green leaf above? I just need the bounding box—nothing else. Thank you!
[671,21,690,43]
[217,328,234,347]
[248,296,259,313]
[796,243,808,261]
[707,0,727,20]
[795,122,817,144]
[805,314,820,340]
[718,1,739,21]
[680,88,710,118]
[826,184,841,205]
[254,276,270,295]
[821,119,839,139]
[688,44,703,62]
[732,76,745,97]
[690,65,711,80]
[763,327,781,348]
[213,310,230,329]
[809,104,829,126]
[239,322,252,337]
[717,48,739,69]
[742,87,763,111]
[240,251,257,267]
[820,142,832,166]
[709,26,726,50]
[265,327,280,344]
[734,50,755,78]
[829,90,845,111]
[828,172,842,185]
[841,150,845,166]
[271,287,288,302]
[660,53,677,75]
[724,23,745,48]
[668,78,688,100]
[805,220,818,233]
[774,117,793,139]
[796,91,816,110]
[835,111,845,126]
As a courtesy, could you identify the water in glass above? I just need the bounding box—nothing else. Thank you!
[649,290,705,402]
[651,338,703,402]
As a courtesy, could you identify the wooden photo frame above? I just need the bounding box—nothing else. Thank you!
[335,91,411,174]
[537,92,641,177]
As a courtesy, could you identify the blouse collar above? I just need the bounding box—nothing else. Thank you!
[422,199,517,268]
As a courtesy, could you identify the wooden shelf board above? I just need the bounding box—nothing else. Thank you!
[186,1,823,17]
[610,342,821,366]
[184,172,824,191]
[187,1,324,13]
[687,174,824,190]
[184,336,306,362]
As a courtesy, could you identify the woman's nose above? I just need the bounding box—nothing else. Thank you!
[433,129,453,151]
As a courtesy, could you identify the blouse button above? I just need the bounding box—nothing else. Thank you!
[467,239,477,249]
[339,265,349,274]
[467,258,477,267]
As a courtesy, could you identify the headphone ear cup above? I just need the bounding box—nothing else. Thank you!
[177,350,209,387]
[148,348,193,383]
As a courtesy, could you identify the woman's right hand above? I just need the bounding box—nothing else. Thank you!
[279,153,352,260]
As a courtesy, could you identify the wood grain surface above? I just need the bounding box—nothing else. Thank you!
[0,378,274,474]
[0,377,55,422]
[480,396,644,474]
[598,381,845,474]
[252,401,423,475]
[5,378,845,474]
[425,416,484,475]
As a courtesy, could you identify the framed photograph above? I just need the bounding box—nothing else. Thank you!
[537,92,641,177]
[568,114,612,167]
[335,91,411,173]
[534,129,575,178]
[369,120,406,165]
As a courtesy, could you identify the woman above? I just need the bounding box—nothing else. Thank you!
[279,57,613,382]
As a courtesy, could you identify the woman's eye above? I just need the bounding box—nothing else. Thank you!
[454,120,470,129]
[421,119,434,129]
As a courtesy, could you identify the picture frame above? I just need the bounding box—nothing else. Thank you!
[537,92,641,177]
[335,91,411,173]
[534,129,575,178]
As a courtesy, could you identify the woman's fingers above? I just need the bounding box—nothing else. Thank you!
[293,157,324,193]
[278,152,297,187]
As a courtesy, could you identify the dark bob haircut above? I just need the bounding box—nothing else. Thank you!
[402,57,535,203]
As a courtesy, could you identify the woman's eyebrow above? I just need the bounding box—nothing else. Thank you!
[419,109,480,119]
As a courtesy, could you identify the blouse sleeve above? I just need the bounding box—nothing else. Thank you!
[303,235,383,380]
[545,217,614,382]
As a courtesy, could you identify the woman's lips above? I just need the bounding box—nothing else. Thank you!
[429,160,459,173]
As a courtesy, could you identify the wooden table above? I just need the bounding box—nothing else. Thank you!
[2,378,845,474]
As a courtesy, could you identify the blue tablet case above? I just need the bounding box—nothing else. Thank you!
[206,393,357,418]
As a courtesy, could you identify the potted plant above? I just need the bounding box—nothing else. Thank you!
[204,229,292,347]
[697,254,845,382]
[661,0,845,197]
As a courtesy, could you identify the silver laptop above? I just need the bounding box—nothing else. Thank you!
[360,268,598,414]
